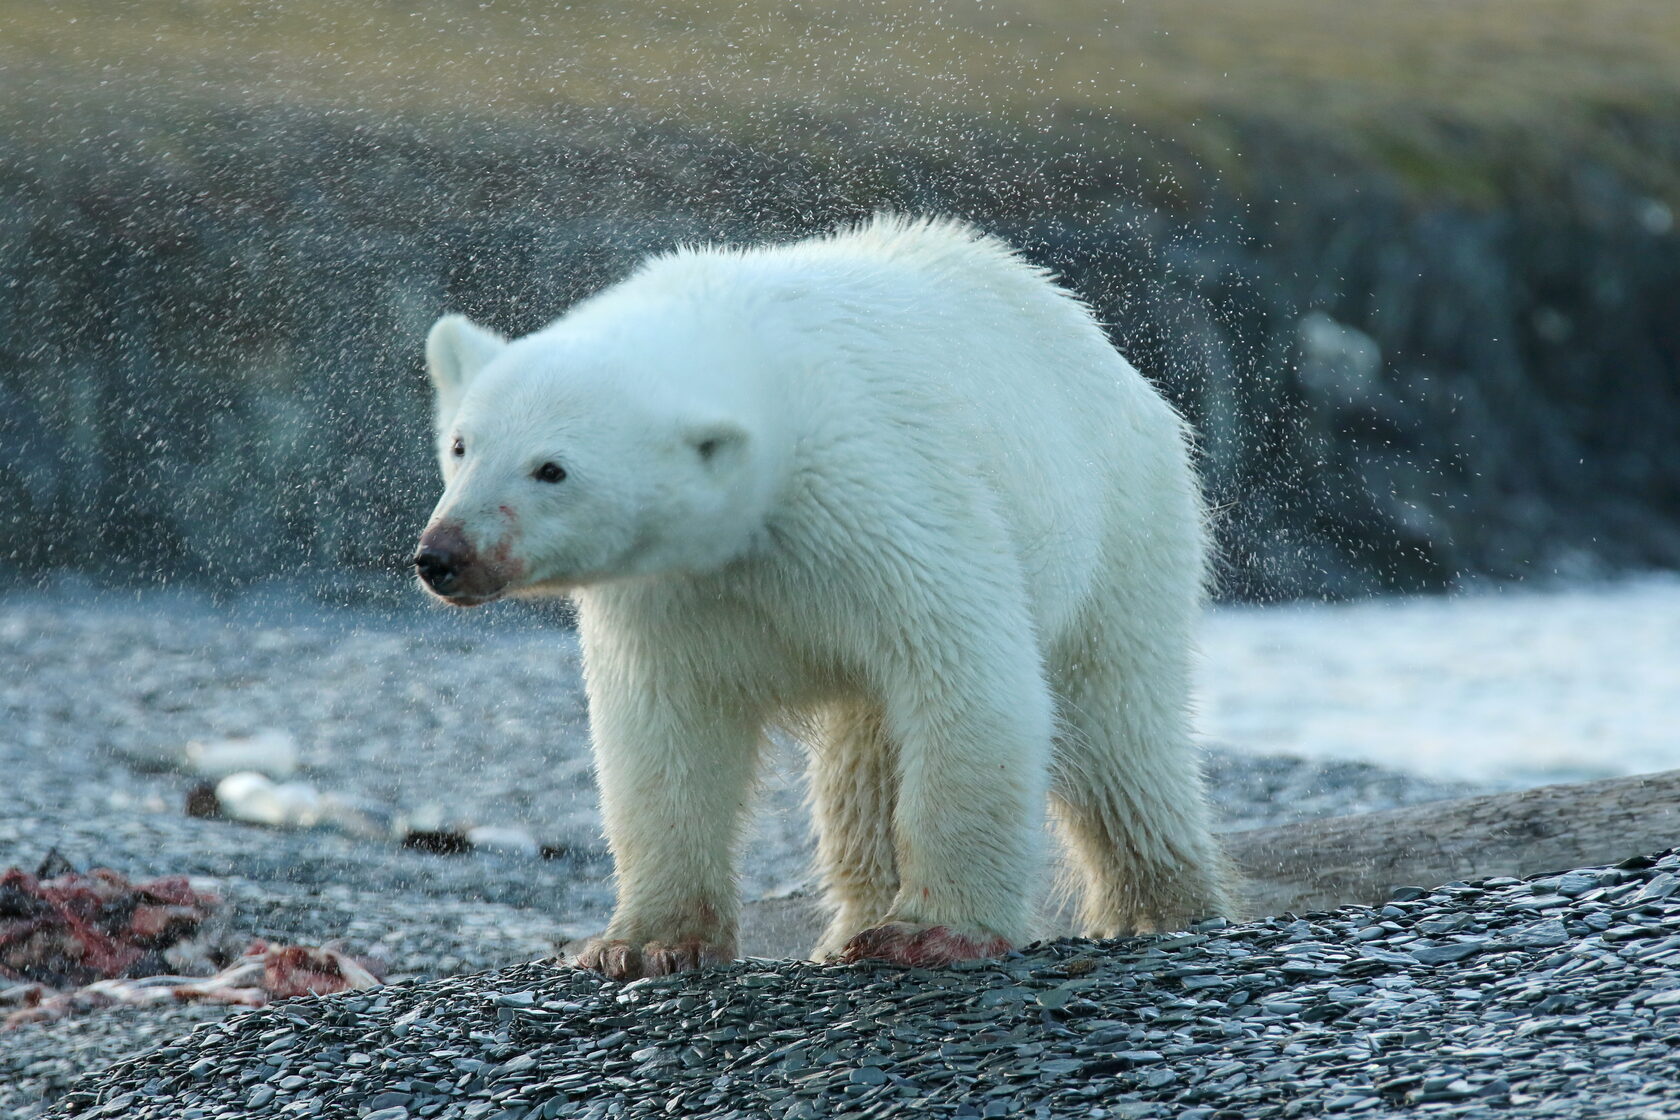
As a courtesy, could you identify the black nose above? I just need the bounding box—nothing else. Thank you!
[413,548,460,592]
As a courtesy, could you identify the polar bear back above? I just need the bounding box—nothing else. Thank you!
[566,216,1203,638]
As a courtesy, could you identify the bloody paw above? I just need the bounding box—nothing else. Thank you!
[836,921,1012,967]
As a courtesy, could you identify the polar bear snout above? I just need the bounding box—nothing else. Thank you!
[414,522,502,604]
[414,523,471,592]
[413,544,464,594]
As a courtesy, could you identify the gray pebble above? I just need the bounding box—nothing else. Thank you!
[1411,941,1486,965]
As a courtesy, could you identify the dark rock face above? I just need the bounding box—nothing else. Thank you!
[1,107,1676,600]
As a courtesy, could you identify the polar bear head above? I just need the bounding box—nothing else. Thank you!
[413,313,773,605]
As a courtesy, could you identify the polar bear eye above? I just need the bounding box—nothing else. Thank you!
[450,437,465,458]
[533,461,567,484]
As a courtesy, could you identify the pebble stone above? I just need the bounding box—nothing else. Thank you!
[35,850,1680,1120]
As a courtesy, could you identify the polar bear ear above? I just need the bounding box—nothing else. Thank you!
[426,315,506,428]
[685,420,749,469]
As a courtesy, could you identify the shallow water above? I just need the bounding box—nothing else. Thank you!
[8,570,1673,795]
[1198,573,1680,785]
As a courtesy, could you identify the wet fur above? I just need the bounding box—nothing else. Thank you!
[421,215,1237,975]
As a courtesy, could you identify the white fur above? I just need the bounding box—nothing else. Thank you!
[421,215,1234,964]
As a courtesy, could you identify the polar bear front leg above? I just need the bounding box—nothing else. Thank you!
[838,610,1054,967]
[573,651,763,981]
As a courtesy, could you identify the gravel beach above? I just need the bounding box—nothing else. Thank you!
[40,853,1680,1120]
[0,581,1572,1118]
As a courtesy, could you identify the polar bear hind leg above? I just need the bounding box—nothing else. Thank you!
[806,700,902,960]
[1048,583,1237,937]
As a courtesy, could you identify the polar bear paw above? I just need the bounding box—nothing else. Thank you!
[836,921,1012,967]
[574,937,735,980]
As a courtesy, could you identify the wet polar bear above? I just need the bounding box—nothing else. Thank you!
[414,216,1234,979]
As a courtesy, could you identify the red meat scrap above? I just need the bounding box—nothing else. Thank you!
[2,858,384,1028]
[0,864,222,988]
[5,939,385,1027]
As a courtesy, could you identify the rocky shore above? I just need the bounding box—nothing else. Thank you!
[37,852,1680,1120]
[0,587,1612,1120]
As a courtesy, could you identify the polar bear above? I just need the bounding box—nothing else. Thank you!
[414,215,1234,978]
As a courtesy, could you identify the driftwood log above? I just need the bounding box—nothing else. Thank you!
[700,768,1680,960]
[1223,766,1680,916]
